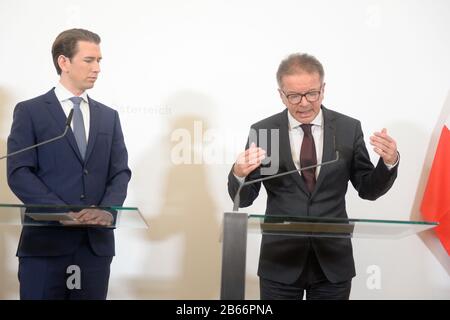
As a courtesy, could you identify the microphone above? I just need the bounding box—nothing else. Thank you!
[232,150,340,211]
[0,109,74,160]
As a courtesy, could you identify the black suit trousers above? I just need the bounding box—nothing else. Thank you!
[259,248,352,300]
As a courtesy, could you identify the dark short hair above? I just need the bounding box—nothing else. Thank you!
[276,53,324,87]
[51,28,101,75]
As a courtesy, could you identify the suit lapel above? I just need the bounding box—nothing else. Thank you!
[278,109,310,196]
[84,96,100,163]
[43,89,84,163]
[312,106,336,197]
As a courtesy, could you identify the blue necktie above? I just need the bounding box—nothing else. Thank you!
[69,97,87,160]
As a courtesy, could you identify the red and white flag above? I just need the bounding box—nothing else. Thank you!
[421,115,450,255]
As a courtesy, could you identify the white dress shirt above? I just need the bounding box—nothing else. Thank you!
[54,82,90,139]
[287,109,324,178]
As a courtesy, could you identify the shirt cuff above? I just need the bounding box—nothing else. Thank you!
[384,152,400,170]
[233,173,246,184]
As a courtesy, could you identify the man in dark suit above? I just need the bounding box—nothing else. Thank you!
[7,29,131,299]
[228,53,399,300]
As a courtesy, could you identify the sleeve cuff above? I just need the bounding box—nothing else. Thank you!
[384,151,400,170]
[233,172,246,184]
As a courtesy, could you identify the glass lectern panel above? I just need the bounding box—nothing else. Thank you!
[0,204,148,229]
[247,214,437,239]
[220,212,438,299]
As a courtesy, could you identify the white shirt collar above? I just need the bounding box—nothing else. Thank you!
[54,82,88,103]
[287,108,323,130]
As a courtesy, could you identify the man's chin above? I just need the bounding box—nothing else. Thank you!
[83,82,95,90]
[294,112,315,124]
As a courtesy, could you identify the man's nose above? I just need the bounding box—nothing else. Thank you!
[299,95,310,107]
[92,61,101,73]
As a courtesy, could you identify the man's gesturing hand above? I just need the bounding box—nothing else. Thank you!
[233,142,266,178]
[370,128,398,165]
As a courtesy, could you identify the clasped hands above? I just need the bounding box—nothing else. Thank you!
[60,208,113,226]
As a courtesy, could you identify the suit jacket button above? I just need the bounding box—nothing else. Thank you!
[80,194,85,199]
[83,169,88,175]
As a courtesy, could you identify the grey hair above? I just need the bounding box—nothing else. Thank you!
[276,53,324,87]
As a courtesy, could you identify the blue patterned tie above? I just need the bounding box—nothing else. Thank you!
[69,97,87,160]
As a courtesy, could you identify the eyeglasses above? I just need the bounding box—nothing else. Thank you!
[281,86,322,104]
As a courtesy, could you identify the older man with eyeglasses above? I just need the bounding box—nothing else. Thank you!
[228,53,399,300]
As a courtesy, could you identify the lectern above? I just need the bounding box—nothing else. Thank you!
[0,203,148,229]
[220,212,437,300]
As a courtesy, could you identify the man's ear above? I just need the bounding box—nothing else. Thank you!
[277,88,283,99]
[278,88,289,108]
[58,55,70,73]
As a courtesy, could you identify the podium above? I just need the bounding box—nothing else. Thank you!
[220,212,438,300]
[0,203,148,229]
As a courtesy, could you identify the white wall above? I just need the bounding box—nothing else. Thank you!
[0,0,449,299]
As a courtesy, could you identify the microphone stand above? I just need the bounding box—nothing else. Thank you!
[0,109,74,160]
[232,151,340,211]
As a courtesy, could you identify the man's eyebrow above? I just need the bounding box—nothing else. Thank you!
[83,56,102,60]
[286,88,320,94]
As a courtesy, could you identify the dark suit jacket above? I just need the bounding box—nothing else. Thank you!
[228,106,398,284]
[7,88,131,257]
